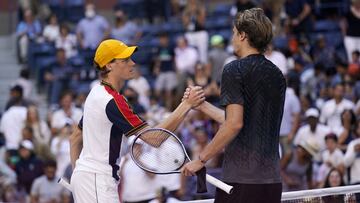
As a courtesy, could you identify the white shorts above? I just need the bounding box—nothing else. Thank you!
[71,171,120,203]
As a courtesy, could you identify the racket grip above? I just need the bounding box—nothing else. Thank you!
[206,174,233,194]
[58,177,73,192]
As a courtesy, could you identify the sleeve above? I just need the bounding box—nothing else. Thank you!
[292,95,301,114]
[219,63,244,107]
[343,141,356,167]
[106,97,148,137]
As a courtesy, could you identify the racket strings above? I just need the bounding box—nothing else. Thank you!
[132,130,187,173]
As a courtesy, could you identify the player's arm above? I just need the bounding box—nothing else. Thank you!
[70,125,83,169]
[196,101,225,124]
[182,104,243,176]
[155,86,205,132]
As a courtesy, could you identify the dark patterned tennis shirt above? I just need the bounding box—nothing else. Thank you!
[220,54,286,184]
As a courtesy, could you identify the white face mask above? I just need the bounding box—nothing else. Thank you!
[85,9,96,18]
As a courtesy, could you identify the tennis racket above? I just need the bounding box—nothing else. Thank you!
[130,127,233,194]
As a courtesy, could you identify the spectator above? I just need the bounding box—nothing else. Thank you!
[342,0,360,62]
[320,168,354,202]
[15,140,43,194]
[122,87,146,118]
[310,35,336,71]
[16,9,42,63]
[76,3,110,50]
[127,66,151,109]
[30,160,70,203]
[279,82,301,157]
[174,36,199,101]
[343,118,360,185]
[42,14,60,43]
[5,84,30,111]
[111,9,142,45]
[25,105,51,146]
[331,60,349,87]
[284,0,312,39]
[182,0,209,64]
[55,23,78,59]
[337,109,357,151]
[44,48,75,104]
[50,123,71,178]
[145,95,170,127]
[120,138,158,202]
[187,63,220,105]
[320,82,355,131]
[12,68,33,101]
[0,88,28,150]
[207,35,229,83]
[294,108,331,151]
[230,0,257,17]
[152,32,177,110]
[281,138,320,191]
[317,133,345,186]
[50,91,82,136]
[265,44,288,76]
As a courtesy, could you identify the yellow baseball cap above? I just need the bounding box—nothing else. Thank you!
[94,39,137,68]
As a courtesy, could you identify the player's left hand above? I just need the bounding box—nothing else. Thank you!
[180,160,204,176]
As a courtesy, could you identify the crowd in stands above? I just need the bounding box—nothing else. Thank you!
[0,0,360,202]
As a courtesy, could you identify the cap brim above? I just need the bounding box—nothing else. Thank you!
[114,46,137,59]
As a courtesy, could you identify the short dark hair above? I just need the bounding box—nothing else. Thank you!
[234,8,273,53]
[44,159,57,168]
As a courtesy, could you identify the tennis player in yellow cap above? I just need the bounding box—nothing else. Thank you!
[69,39,205,203]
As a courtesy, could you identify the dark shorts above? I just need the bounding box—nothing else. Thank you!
[214,182,282,203]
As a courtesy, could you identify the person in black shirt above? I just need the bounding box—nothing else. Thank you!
[181,8,286,203]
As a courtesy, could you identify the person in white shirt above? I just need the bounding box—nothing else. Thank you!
[55,24,78,59]
[320,83,354,131]
[50,92,82,136]
[30,160,70,203]
[294,108,331,152]
[317,133,344,185]
[13,68,33,100]
[265,44,287,75]
[42,14,60,42]
[280,87,301,157]
[127,67,151,109]
[51,123,71,178]
[69,39,204,203]
[0,105,27,150]
[343,119,360,184]
[120,138,158,202]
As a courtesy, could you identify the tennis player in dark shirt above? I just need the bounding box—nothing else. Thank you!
[181,8,286,203]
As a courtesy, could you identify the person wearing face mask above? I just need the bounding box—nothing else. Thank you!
[30,160,71,203]
[76,3,110,50]
[111,9,142,45]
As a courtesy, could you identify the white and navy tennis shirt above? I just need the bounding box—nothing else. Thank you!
[75,81,148,180]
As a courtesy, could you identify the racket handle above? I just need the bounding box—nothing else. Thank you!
[206,174,233,194]
[58,177,73,192]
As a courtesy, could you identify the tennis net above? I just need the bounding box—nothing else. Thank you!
[181,184,360,203]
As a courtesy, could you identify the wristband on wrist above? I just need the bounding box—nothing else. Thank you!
[199,155,207,164]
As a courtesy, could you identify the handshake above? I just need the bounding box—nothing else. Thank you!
[181,86,206,110]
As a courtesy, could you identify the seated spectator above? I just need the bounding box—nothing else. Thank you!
[5,85,30,111]
[337,109,357,151]
[12,68,33,100]
[310,35,336,71]
[15,140,43,194]
[111,9,142,45]
[50,91,82,136]
[294,108,331,151]
[281,138,320,191]
[320,82,355,131]
[122,87,146,118]
[191,126,219,168]
[42,14,60,43]
[321,168,354,202]
[55,23,78,59]
[16,9,42,63]
[30,160,70,203]
[317,133,345,186]
[44,49,76,104]
[182,0,208,64]
[76,3,110,50]
[127,66,151,109]
[174,36,199,101]
[207,35,229,83]
[265,44,287,76]
[343,119,360,185]
[152,32,177,110]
